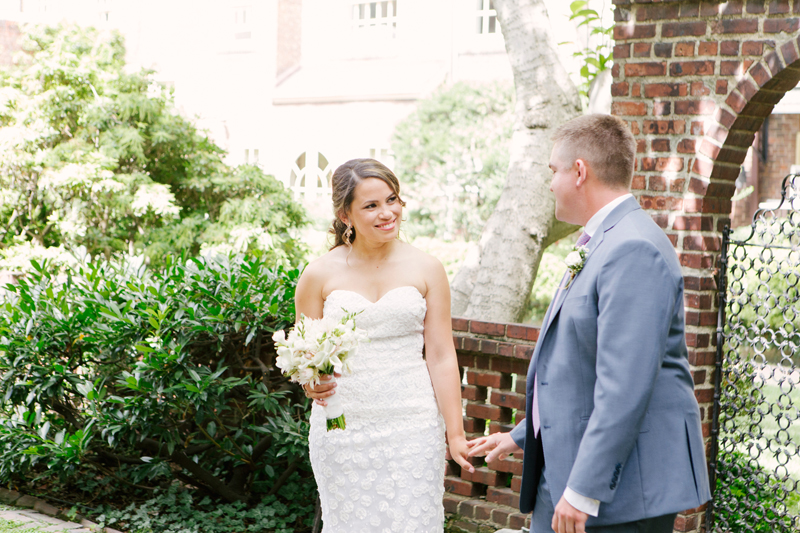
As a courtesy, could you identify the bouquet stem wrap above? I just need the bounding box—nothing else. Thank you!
[323,376,345,431]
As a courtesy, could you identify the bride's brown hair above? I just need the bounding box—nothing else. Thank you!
[329,158,406,250]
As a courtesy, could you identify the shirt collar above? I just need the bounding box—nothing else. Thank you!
[583,193,634,238]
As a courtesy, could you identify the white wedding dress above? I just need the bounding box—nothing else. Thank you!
[308,286,447,533]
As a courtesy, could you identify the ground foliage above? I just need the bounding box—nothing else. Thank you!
[0,24,306,270]
[0,253,315,531]
[391,81,513,242]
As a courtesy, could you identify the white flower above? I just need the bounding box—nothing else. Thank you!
[565,251,583,268]
[562,244,589,289]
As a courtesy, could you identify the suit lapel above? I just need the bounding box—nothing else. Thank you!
[531,196,642,376]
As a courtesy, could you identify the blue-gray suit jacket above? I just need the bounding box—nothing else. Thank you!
[510,197,711,526]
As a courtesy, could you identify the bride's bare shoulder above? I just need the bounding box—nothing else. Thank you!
[299,247,347,286]
[397,242,445,275]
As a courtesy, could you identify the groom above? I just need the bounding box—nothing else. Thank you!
[468,114,710,533]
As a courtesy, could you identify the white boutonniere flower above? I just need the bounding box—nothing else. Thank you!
[562,245,589,289]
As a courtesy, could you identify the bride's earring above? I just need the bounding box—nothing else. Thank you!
[343,224,353,247]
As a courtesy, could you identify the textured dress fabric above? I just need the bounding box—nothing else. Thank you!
[308,286,447,533]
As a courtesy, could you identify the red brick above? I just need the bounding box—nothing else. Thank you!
[691,81,711,96]
[466,403,512,422]
[685,332,711,348]
[463,417,486,434]
[699,139,721,159]
[630,120,640,135]
[509,513,532,530]
[712,18,759,34]
[457,353,475,367]
[737,77,759,100]
[769,0,791,14]
[707,181,737,197]
[662,21,707,37]
[675,100,716,115]
[624,62,667,76]
[466,369,510,388]
[670,60,714,76]
[720,40,739,56]
[506,324,539,341]
[764,18,800,34]
[462,384,487,401]
[781,41,800,66]
[632,175,646,190]
[490,356,529,375]
[614,23,657,40]
[673,216,713,231]
[612,101,647,115]
[633,42,652,57]
[695,387,714,404]
[651,138,670,151]
[510,475,523,492]
[687,350,716,366]
[688,176,709,195]
[654,43,672,58]
[487,487,519,508]
[461,467,505,487]
[491,390,526,410]
[670,178,686,192]
[636,139,646,153]
[720,0,744,15]
[698,41,718,56]
[765,50,784,75]
[636,3,680,20]
[463,336,481,353]
[646,157,684,172]
[683,235,720,252]
[720,60,746,76]
[685,293,713,309]
[674,42,695,57]
[481,340,498,355]
[677,138,696,154]
[716,79,728,94]
[680,3,699,17]
[514,344,534,360]
[491,507,514,527]
[746,0,766,14]
[470,320,506,336]
[452,317,469,331]
[643,120,685,135]
[611,81,630,96]
[443,494,461,514]
[614,43,631,59]
[726,90,747,113]
[474,502,494,521]
[455,499,481,518]
[674,513,699,532]
[632,83,641,97]
[742,40,764,55]
[445,476,483,497]
[651,213,669,227]
[489,457,523,475]
[700,2,721,16]
[644,82,687,97]
[653,102,670,116]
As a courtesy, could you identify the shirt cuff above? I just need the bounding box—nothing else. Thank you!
[564,486,600,517]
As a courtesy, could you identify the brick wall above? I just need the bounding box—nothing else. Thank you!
[611,1,800,531]
[445,317,537,532]
[759,113,800,201]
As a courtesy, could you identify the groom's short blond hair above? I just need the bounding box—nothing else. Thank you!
[552,114,635,190]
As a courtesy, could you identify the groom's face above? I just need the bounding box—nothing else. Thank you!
[549,143,580,224]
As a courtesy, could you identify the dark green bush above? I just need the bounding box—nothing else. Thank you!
[0,254,314,530]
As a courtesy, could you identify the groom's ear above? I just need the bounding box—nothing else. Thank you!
[575,158,588,188]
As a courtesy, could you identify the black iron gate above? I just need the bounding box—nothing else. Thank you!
[708,174,800,532]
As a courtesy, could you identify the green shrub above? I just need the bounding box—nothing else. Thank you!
[714,449,799,533]
[0,253,314,530]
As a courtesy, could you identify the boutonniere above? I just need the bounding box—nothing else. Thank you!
[562,245,589,289]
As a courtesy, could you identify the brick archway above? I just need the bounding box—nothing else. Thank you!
[610,2,800,531]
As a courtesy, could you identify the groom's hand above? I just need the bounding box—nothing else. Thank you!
[553,496,589,533]
[466,432,520,463]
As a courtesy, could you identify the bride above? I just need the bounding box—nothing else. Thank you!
[295,158,473,532]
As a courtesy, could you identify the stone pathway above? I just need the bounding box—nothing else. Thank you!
[0,489,123,532]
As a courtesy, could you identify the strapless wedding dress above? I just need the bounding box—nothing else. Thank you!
[308,286,447,533]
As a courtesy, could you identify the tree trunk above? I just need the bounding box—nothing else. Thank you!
[451,0,581,323]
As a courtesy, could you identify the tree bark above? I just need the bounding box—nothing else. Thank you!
[451,0,581,323]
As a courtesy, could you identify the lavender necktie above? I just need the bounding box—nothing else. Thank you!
[532,231,590,436]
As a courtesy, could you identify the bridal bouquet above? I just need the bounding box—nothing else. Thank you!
[272,311,366,430]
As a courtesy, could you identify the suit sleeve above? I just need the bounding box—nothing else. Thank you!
[510,419,526,449]
[566,239,679,503]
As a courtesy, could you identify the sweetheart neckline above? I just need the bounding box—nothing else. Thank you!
[325,285,425,305]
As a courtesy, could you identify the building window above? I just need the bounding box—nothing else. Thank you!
[476,0,498,34]
[369,148,395,169]
[233,6,252,40]
[353,2,397,36]
[287,151,333,197]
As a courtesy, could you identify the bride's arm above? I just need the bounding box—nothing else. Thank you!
[423,258,475,475]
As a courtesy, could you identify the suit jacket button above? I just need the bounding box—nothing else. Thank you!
[610,482,616,490]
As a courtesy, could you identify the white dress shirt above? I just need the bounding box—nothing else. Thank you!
[563,193,633,517]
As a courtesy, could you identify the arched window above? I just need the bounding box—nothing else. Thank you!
[287,150,333,197]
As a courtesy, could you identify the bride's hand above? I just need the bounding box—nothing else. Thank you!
[303,373,341,406]
[448,435,475,474]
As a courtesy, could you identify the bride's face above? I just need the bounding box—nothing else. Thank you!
[345,177,402,244]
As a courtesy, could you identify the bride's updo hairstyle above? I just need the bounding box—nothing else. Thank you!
[330,158,406,250]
